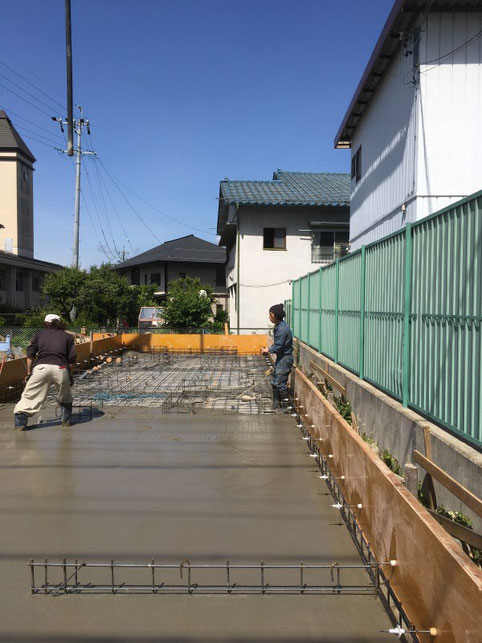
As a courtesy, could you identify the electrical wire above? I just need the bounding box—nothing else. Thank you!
[0,71,63,115]
[0,48,66,106]
[90,156,135,255]
[0,58,66,112]
[15,124,64,148]
[0,105,64,142]
[96,158,162,244]
[82,158,120,261]
[239,280,291,288]
[16,130,62,151]
[0,81,53,117]
[422,29,482,71]
[89,154,121,258]
[96,157,217,238]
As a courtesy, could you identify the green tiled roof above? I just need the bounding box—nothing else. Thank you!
[220,170,350,207]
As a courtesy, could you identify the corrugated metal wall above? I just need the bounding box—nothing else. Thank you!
[289,190,482,448]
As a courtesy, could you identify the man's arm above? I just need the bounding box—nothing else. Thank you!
[25,333,39,376]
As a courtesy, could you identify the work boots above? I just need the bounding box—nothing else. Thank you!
[60,403,73,428]
[14,412,28,431]
[271,387,281,411]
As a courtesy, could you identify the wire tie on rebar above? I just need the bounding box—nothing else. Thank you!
[381,625,438,637]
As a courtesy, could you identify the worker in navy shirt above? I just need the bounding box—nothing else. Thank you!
[262,304,293,411]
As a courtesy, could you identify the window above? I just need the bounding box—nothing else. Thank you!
[32,275,41,292]
[0,271,5,291]
[131,267,140,285]
[179,272,186,278]
[351,146,362,183]
[144,275,148,285]
[312,229,349,263]
[150,273,160,285]
[215,267,226,287]
[16,272,24,292]
[263,228,286,250]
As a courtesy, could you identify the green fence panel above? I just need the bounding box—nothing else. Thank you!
[338,251,362,374]
[308,270,321,351]
[320,263,337,360]
[300,275,309,345]
[291,280,300,338]
[410,194,482,446]
[364,232,405,399]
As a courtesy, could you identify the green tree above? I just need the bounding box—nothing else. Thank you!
[43,268,88,320]
[42,265,133,326]
[77,264,132,326]
[162,277,213,329]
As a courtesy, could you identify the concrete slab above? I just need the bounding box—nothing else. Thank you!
[0,404,393,642]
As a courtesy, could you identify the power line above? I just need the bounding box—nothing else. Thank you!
[90,157,135,255]
[0,81,53,117]
[16,131,62,151]
[96,158,162,244]
[82,158,120,261]
[97,157,217,237]
[0,71,63,115]
[0,58,66,112]
[0,105,64,142]
[16,124,64,147]
[0,48,67,106]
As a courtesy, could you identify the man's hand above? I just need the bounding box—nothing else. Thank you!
[23,374,31,385]
[261,347,269,356]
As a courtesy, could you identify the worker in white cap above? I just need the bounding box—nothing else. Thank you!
[14,314,77,430]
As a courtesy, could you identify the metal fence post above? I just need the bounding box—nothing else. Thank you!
[318,266,323,353]
[298,279,302,341]
[359,245,366,379]
[307,272,311,346]
[403,223,413,407]
[335,258,339,363]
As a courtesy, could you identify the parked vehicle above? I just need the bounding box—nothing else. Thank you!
[138,307,163,329]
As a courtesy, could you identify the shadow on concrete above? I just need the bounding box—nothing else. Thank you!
[21,408,105,432]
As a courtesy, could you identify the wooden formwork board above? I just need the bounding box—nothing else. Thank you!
[295,368,482,643]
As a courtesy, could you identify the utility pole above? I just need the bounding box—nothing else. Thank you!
[52,106,95,269]
[65,0,74,156]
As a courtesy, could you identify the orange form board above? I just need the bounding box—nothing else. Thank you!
[120,333,268,355]
[295,368,482,643]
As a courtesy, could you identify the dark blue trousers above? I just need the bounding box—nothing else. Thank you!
[272,354,293,396]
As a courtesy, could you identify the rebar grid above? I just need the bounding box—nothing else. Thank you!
[29,559,378,596]
[72,350,274,414]
[293,410,419,643]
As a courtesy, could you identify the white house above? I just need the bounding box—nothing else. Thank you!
[217,170,350,331]
[335,0,482,249]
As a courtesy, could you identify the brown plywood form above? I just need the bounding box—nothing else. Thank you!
[295,368,482,643]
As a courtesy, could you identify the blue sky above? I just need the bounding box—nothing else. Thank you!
[0,0,392,267]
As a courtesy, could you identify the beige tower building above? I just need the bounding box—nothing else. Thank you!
[0,111,61,310]
[0,110,35,257]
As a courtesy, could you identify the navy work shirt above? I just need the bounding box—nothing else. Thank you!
[268,320,293,359]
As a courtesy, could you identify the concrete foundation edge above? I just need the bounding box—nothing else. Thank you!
[294,368,482,643]
[297,340,482,531]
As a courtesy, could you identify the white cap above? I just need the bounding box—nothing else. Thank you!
[44,314,61,322]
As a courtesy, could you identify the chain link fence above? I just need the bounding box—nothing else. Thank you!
[0,327,273,357]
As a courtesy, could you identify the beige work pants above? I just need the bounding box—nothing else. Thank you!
[14,364,73,417]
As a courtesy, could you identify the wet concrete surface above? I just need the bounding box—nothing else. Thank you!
[0,403,393,642]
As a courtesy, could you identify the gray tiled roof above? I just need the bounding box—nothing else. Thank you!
[0,110,35,162]
[220,170,350,207]
[114,235,226,269]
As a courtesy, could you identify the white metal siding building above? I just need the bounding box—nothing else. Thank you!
[336,0,482,250]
